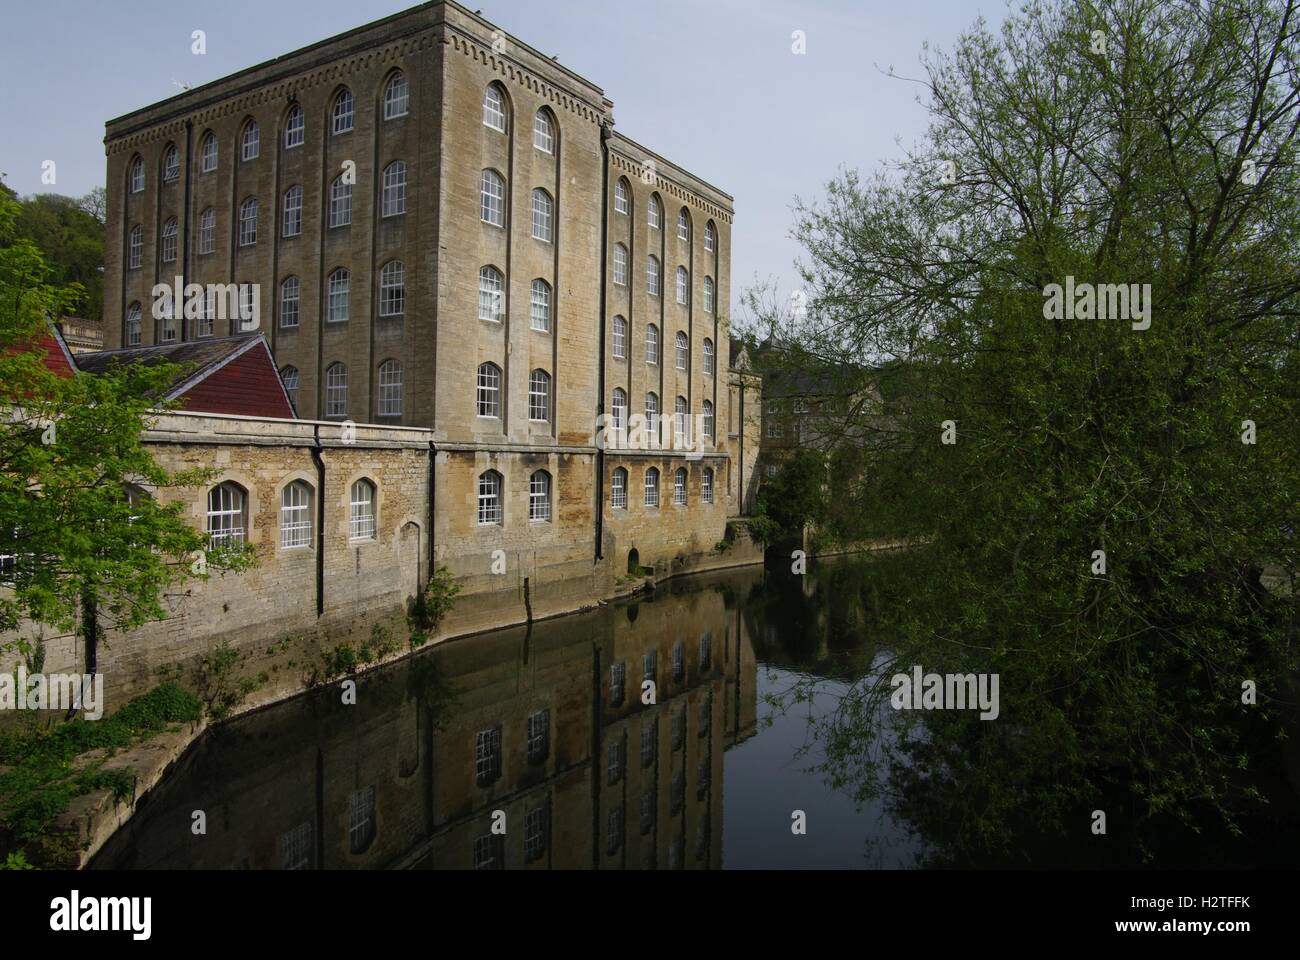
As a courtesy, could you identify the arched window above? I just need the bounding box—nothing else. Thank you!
[384,72,409,120]
[476,362,502,417]
[478,266,504,321]
[529,470,552,522]
[611,467,628,509]
[703,337,714,376]
[128,225,143,269]
[332,88,354,135]
[279,365,299,410]
[702,400,714,441]
[162,145,179,183]
[125,302,142,345]
[614,178,630,215]
[129,156,145,193]
[198,208,215,254]
[611,388,627,431]
[530,279,551,332]
[195,287,216,338]
[349,479,376,540]
[161,218,178,263]
[647,194,661,230]
[677,208,690,242]
[703,276,715,313]
[329,175,352,227]
[480,169,505,226]
[379,260,405,317]
[280,276,300,328]
[382,161,406,217]
[613,243,628,286]
[676,266,689,305]
[702,467,714,504]
[531,188,553,242]
[645,392,659,440]
[325,362,348,417]
[378,359,402,416]
[674,467,688,505]
[644,467,660,507]
[646,255,661,296]
[477,471,503,524]
[612,315,627,359]
[528,369,551,422]
[674,396,689,445]
[675,331,688,370]
[282,185,303,238]
[284,105,304,148]
[280,481,313,548]
[238,197,258,246]
[705,221,716,253]
[207,483,246,547]
[483,85,507,132]
[533,110,554,153]
[327,268,350,323]
[645,323,659,365]
[200,133,217,173]
[241,120,259,161]
[348,786,376,854]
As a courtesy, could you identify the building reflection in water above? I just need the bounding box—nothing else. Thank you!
[92,566,764,870]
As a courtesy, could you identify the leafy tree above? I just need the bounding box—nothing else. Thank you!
[757,0,1300,858]
[0,194,249,698]
[748,448,828,546]
[6,187,105,323]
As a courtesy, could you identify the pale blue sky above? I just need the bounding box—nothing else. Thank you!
[0,0,1003,319]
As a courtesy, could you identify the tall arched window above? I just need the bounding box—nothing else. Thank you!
[531,189,553,242]
[332,88,354,135]
[207,482,246,547]
[478,266,504,321]
[674,467,688,505]
[483,85,507,132]
[200,133,218,172]
[238,197,258,246]
[645,323,659,365]
[676,266,688,305]
[702,467,714,504]
[528,369,551,422]
[611,388,627,431]
[382,161,406,217]
[128,225,143,268]
[477,363,502,418]
[349,479,376,540]
[702,400,714,441]
[328,268,350,322]
[703,337,714,376]
[646,256,661,296]
[384,72,409,119]
[284,105,304,148]
[280,276,300,329]
[279,365,299,410]
[675,331,688,369]
[379,260,405,317]
[530,279,551,332]
[125,302,142,345]
[129,156,145,193]
[241,120,259,161]
[481,169,505,225]
[533,110,554,153]
[613,243,628,286]
[677,208,690,242]
[325,362,348,417]
[162,145,179,183]
[705,221,716,253]
[280,481,313,549]
[478,471,503,524]
[378,359,402,416]
[283,185,303,237]
[612,315,627,358]
[529,470,552,522]
[614,178,630,215]
[648,194,661,229]
[161,218,178,263]
[329,175,352,227]
[674,396,689,445]
[644,468,660,507]
[645,392,659,441]
[611,467,628,509]
[704,276,715,313]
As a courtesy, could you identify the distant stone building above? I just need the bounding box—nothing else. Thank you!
[56,318,104,353]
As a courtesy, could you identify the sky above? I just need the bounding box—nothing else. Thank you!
[0,0,1005,322]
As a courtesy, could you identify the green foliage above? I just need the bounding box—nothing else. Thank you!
[748,449,827,546]
[411,565,461,638]
[8,188,105,322]
[0,682,201,867]
[195,640,260,721]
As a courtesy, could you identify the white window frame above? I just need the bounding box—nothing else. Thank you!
[703,338,714,375]
[533,110,554,154]
[614,179,629,215]
[529,470,551,522]
[478,266,504,322]
[528,369,550,422]
[379,261,405,318]
[702,468,714,504]
[349,479,376,541]
[676,266,688,305]
[284,106,304,148]
[476,363,501,418]
[238,198,257,246]
[201,134,218,173]
[163,145,179,183]
[280,481,312,549]
[282,186,302,238]
[241,122,259,161]
[161,218,178,264]
[198,208,215,255]
[328,269,349,323]
[207,483,245,547]
[648,195,661,229]
[644,468,659,507]
[530,279,551,332]
[329,176,352,228]
[478,471,503,524]
[483,85,507,132]
[480,169,504,226]
[332,89,354,135]
[384,73,409,120]
[704,276,715,313]
[677,209,690,242]
[129,157,144,193]
[646,256,660,296]
[611,467,627,509]
[675,331,688,370]
[613,244,628,286]
[674,468,687,505]
[382,161,406,218]
[326,363,348,417]
[378,360,402,417]
[531,189,553,243]
[646,324,659,365]
[280,276,300,329]
[128,225,142,268]
[612,316,626,359]
[125,302,142,345]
